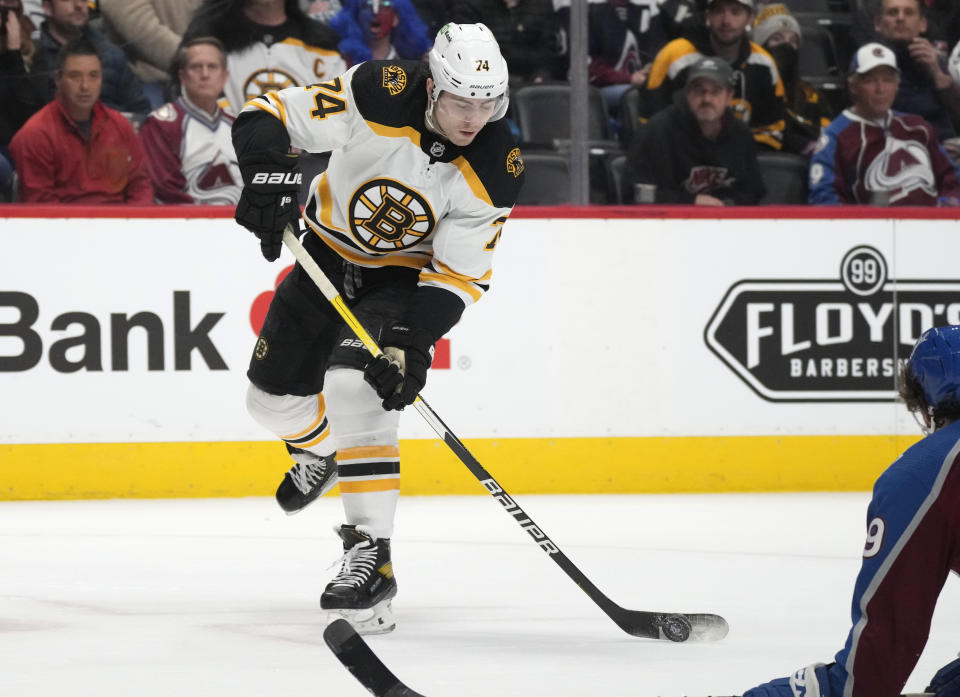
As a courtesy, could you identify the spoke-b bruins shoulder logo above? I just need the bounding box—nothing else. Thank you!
[243,69,298,102]
[382,65,407,96]
[348,179,436,252]
[506,148,524,178]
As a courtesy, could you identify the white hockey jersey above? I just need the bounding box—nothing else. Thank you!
[238,60,524,310]
[223,38,347,114]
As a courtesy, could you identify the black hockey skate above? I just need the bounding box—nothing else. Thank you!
[321,524,397,635]
[275,445,338,514]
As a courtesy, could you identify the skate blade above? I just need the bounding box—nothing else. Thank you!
[324,601,395,636]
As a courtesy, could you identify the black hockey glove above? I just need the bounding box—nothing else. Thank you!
[235,151,302,261]
[926,656,960,696]
[363,324,435,411]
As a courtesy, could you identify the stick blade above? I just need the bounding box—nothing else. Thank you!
[323,619,428,697]
[616,611,730,642]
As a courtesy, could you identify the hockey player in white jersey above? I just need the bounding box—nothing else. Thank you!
[232,23,524,634]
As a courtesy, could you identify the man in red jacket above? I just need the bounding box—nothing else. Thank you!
[9,35,153,203]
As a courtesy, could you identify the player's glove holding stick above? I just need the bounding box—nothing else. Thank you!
[235,151,302,261]
[363,324,435,411]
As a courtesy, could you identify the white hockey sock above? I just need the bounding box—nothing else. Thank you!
[323,368,401,539]
[245,383,335,457]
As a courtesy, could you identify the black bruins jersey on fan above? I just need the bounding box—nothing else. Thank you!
[236,60,524,311]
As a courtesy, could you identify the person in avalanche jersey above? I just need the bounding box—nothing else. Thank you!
[231,22,523,636]
[809,42,960,206]
[139,36,241,204]
[743,324,960,697]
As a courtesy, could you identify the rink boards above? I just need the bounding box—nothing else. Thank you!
[2,205,957,500]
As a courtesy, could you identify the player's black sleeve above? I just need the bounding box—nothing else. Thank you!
[231,106,292,157]
[401,287,467,345]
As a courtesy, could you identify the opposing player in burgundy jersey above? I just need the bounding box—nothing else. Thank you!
[744,325,960,697]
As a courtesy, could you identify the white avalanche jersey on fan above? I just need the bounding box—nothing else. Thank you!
[240,60,524,308]
[224,39,347,114]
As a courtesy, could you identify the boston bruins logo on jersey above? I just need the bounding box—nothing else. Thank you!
[244,69,299,102]
[349,179,436,252]
[506,148,524,178]
[382,65,407,96]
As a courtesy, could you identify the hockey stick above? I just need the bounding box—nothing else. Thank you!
[284,227,728,642]
[324,619,426,697]
[324,621,932,697]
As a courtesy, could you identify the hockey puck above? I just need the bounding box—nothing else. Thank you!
[660,614,692,642]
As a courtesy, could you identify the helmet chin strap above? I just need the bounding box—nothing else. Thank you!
[423,93,449,140]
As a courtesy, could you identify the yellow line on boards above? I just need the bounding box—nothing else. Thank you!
[0,435,920,501]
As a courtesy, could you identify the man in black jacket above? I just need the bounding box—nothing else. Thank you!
[627,55,765,204]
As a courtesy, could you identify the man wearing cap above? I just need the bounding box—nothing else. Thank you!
[808,42,960,205]
[627,55,765,204]
[641,0,787,150]
[752,3,833,154]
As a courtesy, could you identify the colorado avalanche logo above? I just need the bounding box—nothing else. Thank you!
[243,68,299,102]
[348,178,436,252]
[864,137,937,203]
[382,65,407,96]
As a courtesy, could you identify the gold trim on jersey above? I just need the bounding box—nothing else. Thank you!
[264,91,288,127]
[647,39,698,90]
[316,172,345,233]
[280,37,343,57]
[452,156,493,207]
[245,97,281,121]
[365,121,423,147]
[420,271,484,302]
[305,218,431,270]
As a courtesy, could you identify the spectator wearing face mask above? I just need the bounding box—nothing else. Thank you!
[753,3,832,155]
[328,0,432,66]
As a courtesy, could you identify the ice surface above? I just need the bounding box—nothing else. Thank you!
[1,493,957,697]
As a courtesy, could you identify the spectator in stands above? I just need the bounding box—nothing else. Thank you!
[627,56,765,204]
[809,43,960,205]
[1,0,45,200]
[329,0,432,66]
[182,0,346,113]
[31,0,151,119]
[139,37,240,204]
[854,0,960,54]
[554,0,662,111]
[450,0,558,85]
[98,0,204,110]
[871,0,960,144]
[752,3,832,154]
[642,0,787,150]
[10,37,153,203]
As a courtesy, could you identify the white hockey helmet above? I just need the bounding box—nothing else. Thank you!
[428,22,510,121]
